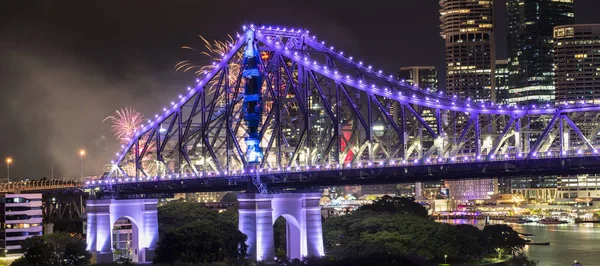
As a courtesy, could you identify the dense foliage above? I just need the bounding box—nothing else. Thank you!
[482,224,526,259]
[359,195,428,218]
[11,233,91,266]
[322,196,530,265]
[153,201,247,264]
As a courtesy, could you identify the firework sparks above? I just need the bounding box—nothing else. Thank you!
[103,107,145,144]
[175,34,242,80]
[174,34,302,169]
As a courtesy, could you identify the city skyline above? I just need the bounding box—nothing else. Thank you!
[506,0,575,104]
[0,1,599,179]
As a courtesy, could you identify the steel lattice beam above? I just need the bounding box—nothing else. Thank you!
[97,25,600,193]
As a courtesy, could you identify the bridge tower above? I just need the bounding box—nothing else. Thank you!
[238,192,325,261]
[238,28,324,262]
[86,199,158,263]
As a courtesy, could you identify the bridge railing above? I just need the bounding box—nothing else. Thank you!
[0,177,89,193]
[85,148,600,188]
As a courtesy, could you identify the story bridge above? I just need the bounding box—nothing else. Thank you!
[16,24,600,263]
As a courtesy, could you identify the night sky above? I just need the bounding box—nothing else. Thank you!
[0,0,598,180]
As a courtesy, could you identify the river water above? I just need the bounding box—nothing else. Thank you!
[440,219,600,266]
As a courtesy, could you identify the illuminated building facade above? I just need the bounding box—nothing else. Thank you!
[554,24,600,199]
[397,66,444,194]
[495,60,510,103]
[397,66,439,92]
[0,194,43,257]
[440,0,495,102]
[186,192,227,203]
[554,24,600,104]
[507,0,575,104]
[396,65,441,141]
[558,174,600,199]
[439,1,495,198]
[446,179,496,202]
[360,184,399,196]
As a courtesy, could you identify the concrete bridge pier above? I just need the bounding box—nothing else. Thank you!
[86,199,159,264]
[238,192,325,261]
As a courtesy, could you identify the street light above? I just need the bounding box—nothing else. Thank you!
[79,150,85,179]
[6,158,12,183]
[444,254,448,263]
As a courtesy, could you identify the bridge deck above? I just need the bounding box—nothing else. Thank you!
[87,155,600,195]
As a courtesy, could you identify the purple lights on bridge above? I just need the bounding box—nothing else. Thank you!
[97,24,600,192]
[88,149,600,188]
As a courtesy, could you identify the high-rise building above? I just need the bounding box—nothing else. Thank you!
[440,0,495,102]
[0,194,43,257]
[397,66,439,92]
[397,66,444,195]
[554,24,600,104]
[506,0,575,104]
[440,1,495,200]
[554,24,600,200]
[495,60,556,198]
[495,60,510,103]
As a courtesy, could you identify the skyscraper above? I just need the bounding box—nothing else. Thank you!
[554,24,600,104]
[440,1,496,203]
[495,60,510,103]
[397,66,442,199]
[507,0,575,104]
[397,66,439,92]
[554,24,600,200]
[440,0,495,102]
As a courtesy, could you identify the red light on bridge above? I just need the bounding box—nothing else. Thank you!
[261,51,270,60]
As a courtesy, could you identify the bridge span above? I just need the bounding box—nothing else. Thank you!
[15,24,600,263]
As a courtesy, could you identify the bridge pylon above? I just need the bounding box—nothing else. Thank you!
[238,192,324,261]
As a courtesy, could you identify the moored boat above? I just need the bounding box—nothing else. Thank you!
[504,217,532,224]
[525,241,550,245]
[538,217,567,224]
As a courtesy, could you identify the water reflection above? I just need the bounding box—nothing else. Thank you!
[441,219,600,266]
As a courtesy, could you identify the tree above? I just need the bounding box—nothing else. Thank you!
[323,210,464,262]
[508,252,538,266]
[154,201,247,264]
[454,224,486,258]
[482,224,525,259]
[220,192,238,203]
[358,195,428,218]
[155,220,247,263]
[273,217,287,258]
[12,233,90,266]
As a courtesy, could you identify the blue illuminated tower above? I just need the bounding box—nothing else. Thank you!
[242,30,264,165]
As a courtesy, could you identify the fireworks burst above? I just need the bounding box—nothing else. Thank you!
[103,107,145,145]
[174,34,301,168]
[175,34,242,82]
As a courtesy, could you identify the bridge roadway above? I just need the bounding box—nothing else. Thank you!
[85,154,600,196]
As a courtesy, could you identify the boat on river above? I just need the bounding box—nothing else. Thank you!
[525,241,550,245]
[538,218,567,224]
[504,217,533,224]
[517,232,534,237]
[522,236,550,246]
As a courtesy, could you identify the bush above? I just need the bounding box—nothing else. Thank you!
[13,232,90,266]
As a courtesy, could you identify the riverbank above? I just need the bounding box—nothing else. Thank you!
[440,218,600,266]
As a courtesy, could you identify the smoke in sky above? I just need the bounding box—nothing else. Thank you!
[0,38,188,179]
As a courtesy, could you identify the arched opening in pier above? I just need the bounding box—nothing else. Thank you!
[273,214,301,260]
[112,217,139,263]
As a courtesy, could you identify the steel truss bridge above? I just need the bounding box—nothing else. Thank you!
[46,25,600,196]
